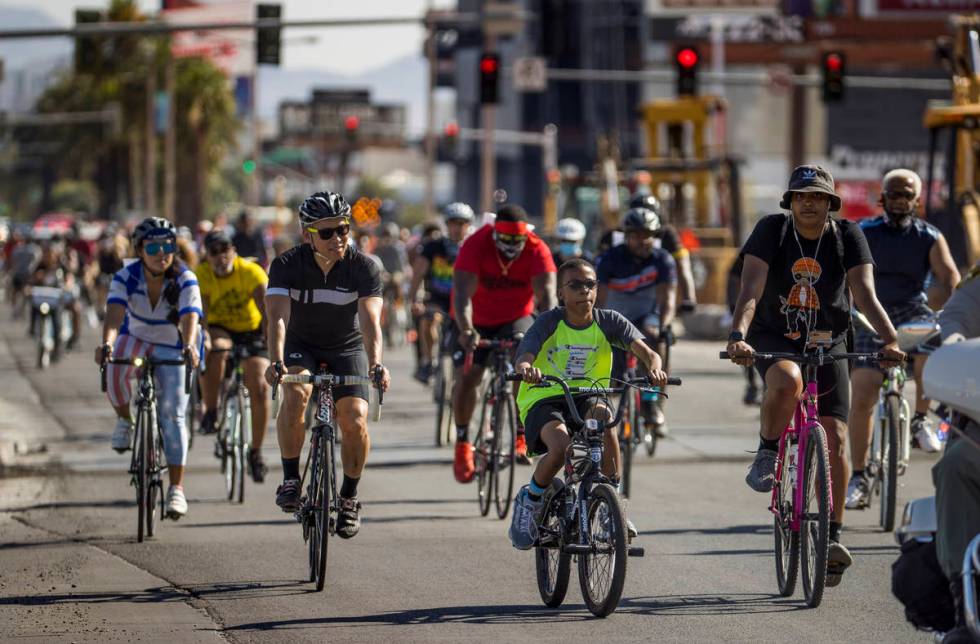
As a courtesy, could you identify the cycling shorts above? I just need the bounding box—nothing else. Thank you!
[283,337,369,402]
[210,325,268,359]
[523,395,604,457]
[449,315,534,369]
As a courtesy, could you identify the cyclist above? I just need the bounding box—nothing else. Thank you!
[597,207,677,437]
[451,203,557,482]
[726,165,904,586]
[30,239,83,353]
[95,217,202,519]
[552,217,593,265]
[629,193,697,312]
[195,228,271,482]
[232,210,270,268]
[845,169,960,509]
[264,191,391,538]
[408,202,473,384]
[508,258,668,548]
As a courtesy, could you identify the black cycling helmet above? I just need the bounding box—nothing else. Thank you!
[298,191,351,225]
[621,207,661,234]
[132,217,177,247]
[442,202,474,222]
[203,228,232,249]
[628,193,663,217]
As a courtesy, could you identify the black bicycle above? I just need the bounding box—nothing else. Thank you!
[465,335,522,520]
[432,315,456,447]
[101,354,191,543]
[507,372,681,617]
[212,345,253,504]
[272,365,383,591]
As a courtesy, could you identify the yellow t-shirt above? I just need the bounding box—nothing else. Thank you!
[195,256,268,333]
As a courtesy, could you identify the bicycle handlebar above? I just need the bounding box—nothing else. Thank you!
[271,368,385,421]
[99,356,191,394]
[718,350,885,364]
[461,334,524,373]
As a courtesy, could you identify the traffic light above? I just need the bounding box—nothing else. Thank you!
[479,52,500,105]
[242,159,257,175]
[438,121,459,162]
[344,115,360,144]
[674,45,700,96]
[74,9,103,74]
[821,51,845,103]
[256,4,282,66]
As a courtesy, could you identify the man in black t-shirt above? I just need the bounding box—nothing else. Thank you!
[726,165,904,588]
[264,191,391,539]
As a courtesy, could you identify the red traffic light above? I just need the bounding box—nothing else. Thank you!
[480,55,499,74]
[676,47,698,69]
[824,53,843,73]
[344,115,360,131]
[444,121,459,137]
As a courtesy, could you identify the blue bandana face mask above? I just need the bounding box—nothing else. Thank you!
[559,242,581,258]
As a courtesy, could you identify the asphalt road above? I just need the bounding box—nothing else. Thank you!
[0,310,936,643]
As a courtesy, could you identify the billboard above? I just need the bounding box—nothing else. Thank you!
[161,0,255,77]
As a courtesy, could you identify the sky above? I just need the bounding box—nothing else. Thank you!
[0,0,453,74]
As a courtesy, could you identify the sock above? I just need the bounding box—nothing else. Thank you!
[527,475,547,501]
[759,436,779,452]
[282,457,300,481]
[456,424,469,443]
[853,469,864,479]
[830,521,842,543]
[340,475,359,499]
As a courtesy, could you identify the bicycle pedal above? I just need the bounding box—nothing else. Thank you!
[627,546,645,557]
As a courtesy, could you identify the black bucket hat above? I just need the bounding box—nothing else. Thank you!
[780,164,842,212]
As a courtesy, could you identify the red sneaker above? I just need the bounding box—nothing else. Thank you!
[454,441,475,483]
[515,433,532,465]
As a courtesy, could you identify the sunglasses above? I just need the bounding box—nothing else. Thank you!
[144,241,176,256]
[207,244,231,256]
[495,233,527,245]
[307,223,350,241]
[886,190,916,200]
[565,278,598,292]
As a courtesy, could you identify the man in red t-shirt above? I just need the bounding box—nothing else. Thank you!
[451,204,557,483]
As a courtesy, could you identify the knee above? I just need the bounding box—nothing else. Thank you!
[767,369,802,397]
[338,403,368,436]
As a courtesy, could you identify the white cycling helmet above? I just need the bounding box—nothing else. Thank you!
[556,218,586,242]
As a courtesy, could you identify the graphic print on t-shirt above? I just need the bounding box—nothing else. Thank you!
[779,257,822,341]
[546,343,598,379]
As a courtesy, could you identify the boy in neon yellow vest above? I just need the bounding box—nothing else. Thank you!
[508,258,667,550]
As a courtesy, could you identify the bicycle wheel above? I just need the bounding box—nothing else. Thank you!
[186,372,199,450]
[36,315,51,369]
[434,356,449,446]
[134,408,146,543]
[306,434,322,584]
[535,487,571,607]
[800,425,831,608]
[224,395,239,501]
[146,416,160,537]
[879,394,900,532]
[640,389,657,457]
[312,430,332,591]
[774,435,799,597]
[578,483,628,617]
[493,393,517,520]
[235,391,248,504]
[475,385,494,517]
[619,393,635,499]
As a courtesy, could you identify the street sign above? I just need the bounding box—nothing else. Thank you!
[513,56,547,92]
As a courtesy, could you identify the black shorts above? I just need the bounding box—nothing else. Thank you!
[426,294,451,315]
[282,337,369,402]
[210,325,268,359]
[748,332,850,423]
[523,395,603,457]
[450,315,535,369]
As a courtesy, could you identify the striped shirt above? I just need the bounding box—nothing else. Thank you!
[106,259,203,349]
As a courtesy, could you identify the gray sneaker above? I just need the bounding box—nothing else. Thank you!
[745,448,778,493]
[826,540,853,587]
[844,473,870,510]
[509,486,543,550]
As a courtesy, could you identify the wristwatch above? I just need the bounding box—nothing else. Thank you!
[728,330,744,344]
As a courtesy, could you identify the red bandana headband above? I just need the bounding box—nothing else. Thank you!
[494,220,528,236]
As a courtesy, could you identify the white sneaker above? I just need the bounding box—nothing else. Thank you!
[166,486,187,519]
[111,418,133,453]
[912,416,942,454]
[844,473,870,510]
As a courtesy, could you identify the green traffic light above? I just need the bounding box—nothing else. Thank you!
[243,159,257,174]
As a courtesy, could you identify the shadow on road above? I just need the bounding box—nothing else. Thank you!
[178,519,295,529]
[619,592,806,616]
[0,587,187,606]
[1,498,132,513]
[639,524,769,537]
[184,580,309,601]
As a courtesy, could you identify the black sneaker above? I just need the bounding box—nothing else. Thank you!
[275,478,301,513]
[248,449,267,483]
[413,363,433,385]
[199,409,217,435]
[336,496,362,539]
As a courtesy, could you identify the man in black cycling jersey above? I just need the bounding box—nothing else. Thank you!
[264,191,391,539]
[629,194,697,312]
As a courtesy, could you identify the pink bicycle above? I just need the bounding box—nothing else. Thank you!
[721,346,880,608]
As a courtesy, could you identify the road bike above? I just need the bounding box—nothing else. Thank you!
[506,372,681,617]
[212,345,253,504]
[721,346,880,608]
[101,354,190,543]
[465,336,521,519]
[272,365,383,591]
[30,286,70,369]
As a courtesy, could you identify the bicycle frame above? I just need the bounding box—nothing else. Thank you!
[872,366,911,472]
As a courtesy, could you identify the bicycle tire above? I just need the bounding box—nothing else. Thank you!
[135,407,146,543]
[313,430,331,592]
[880,394,900,533]
[36,315,50,369]
[146,415,160,537]
[306,433,322,585]
[578,483,628,617]
[494,393,517,520]
[186,373,199,450]
[619,393,635,499]
[434,357,450,446]
[774,435,799,597]
[475,385,494,517]
[535,489,571,607]
[800,425,831,608]
[224,395,238,501]
[235,391,248,504]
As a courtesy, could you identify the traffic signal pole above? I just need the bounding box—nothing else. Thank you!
[480,34,496,214]
[423,18,437,218]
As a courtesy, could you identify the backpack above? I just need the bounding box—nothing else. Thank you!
[891,538,956,632]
